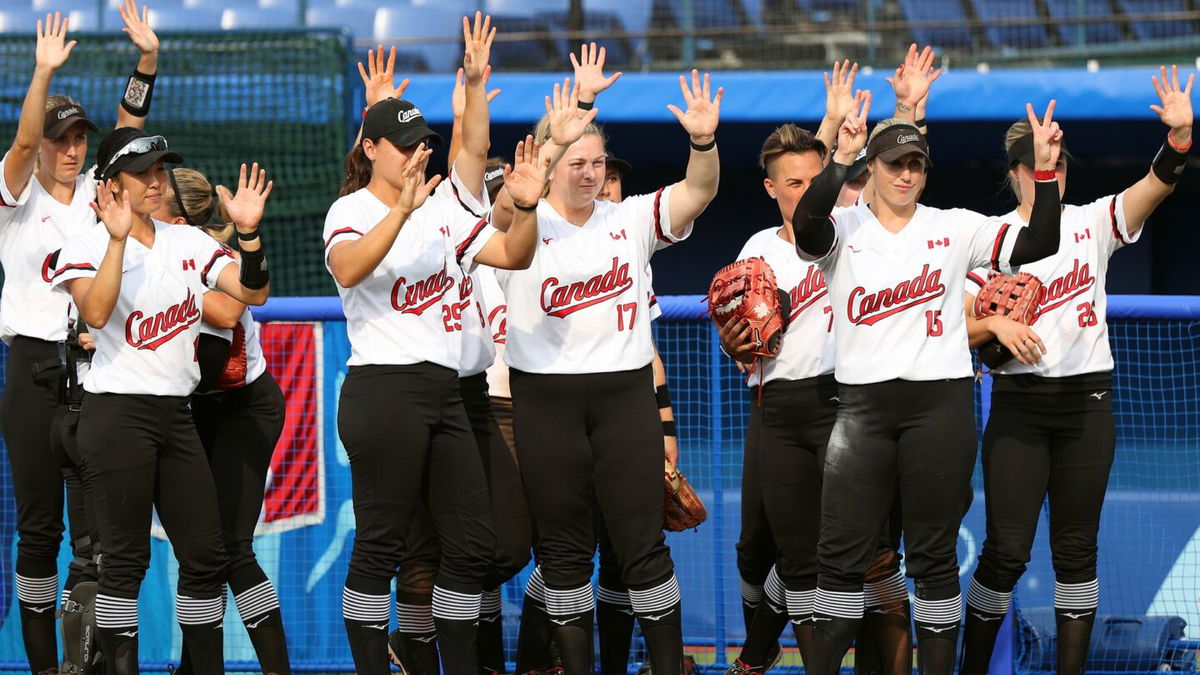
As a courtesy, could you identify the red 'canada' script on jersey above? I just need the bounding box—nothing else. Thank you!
[540,256,633,318]
[1033,258,1095,321]
[788,265,828,323]
[847,264,945,326]
[125,288,201,351]
[391,267,455,315]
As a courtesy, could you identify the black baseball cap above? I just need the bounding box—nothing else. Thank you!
[865,123,932,166]
[484,157,505,202]
[846,146,869,181]
[1006,131,1071,169]
[44,103,99,139]
[605,152,632,175]
[95,127,182,180]
[362,98,443,148]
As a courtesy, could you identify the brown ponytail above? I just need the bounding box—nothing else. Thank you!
[165,167,235,243]
[339,143,373,197]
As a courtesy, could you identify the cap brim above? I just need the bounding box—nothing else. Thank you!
[44,116,100,139]
[873,144,932,166]
[846,157,869,180]
[606,157,632,175]
[382,127,444,148]
[108,150,184,176]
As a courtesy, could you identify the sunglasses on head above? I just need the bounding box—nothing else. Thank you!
[100,135,168,178]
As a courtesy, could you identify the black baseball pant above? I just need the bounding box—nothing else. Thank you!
[736,381,779,631]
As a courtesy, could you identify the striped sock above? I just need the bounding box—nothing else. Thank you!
[15,573,59,610]
[597,584,633,611]
[479,589,503,623]
[177,594,224,626]
[628,575,681,624]
[396,601,435,635]
[544,582,594,622]
[966,577,1011,619]
[740,576,764,609]
[525,566,548,607]
[96,593,139,630]
[814,587,864,620]
[913,593,962,639]
[762,566,787,614]
[786,588,816,625]
[1055,579,1099,621]
[233,580,280,623]
[864,570,909,611]
[432,585,481,623]
[342,586,390,629]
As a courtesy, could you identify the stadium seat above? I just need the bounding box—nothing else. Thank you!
[107,0,184,8]
[374,6,463,72]
[538,9,633,67]
[969,0,1049,49]
[222,7,301,29]
[485,0,568,16]
[147,7,224,30]
[183,0,254,7]
[484,14,558,69]
[585,0,653,37]
[65,9,101,31]
[410,0,482,16]
[306,6,376,41]
[896,0,974,49]
[1116,0,1194,41]
[653,0,744,29]
[1043,0,1122,45]
[27,1,104,30]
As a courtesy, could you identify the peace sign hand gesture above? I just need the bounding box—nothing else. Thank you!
[1027,99,1063,171]
[667,70,723,144]
[835,90,871,164]
[358,45,410,108]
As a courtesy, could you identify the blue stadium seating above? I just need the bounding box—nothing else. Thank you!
[1116,0,1195,40]
[374,5,463,72]
[221,7,301,29]
[485,0,568,17]
[147,7,223,30]
[1043,0,1122,45]
[306,6,375,40]
[585,0,653,37]
[0,9,43,34]
[969,0,1049,49]
[485,15,557,69]
[64,9,102,31]
[653,0,744,29]
[896,0,974,49]
[539,9,633,67]
[107,0,184,8]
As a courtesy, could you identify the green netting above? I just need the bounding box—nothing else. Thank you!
[0,30,350,296]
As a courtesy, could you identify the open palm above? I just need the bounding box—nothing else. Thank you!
[1150,64,1195,131]
[216,163,274,232]
[35,13,75,71]
[504,135,547,207]
[358,45,409,107]
[667,70,723,141]
[119,0,159,55]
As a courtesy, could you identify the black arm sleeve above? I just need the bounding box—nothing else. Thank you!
[792,160,850,258]
[1008,180,1062,266]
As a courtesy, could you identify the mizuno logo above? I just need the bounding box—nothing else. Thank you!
[812,616,832,622]
[971,612,1001,622]
[620,608,636,616]
[415,635,436,643]
[364,623,388,631]
[213,623,223,630]
[117,630,138,638]
[829,396,840,402]
[27,605,54,614]
[790,618,808,625]
[642,609,676,621]
[549,617,578,626]
[1062,611,1093,620]
[1090,391,1108,400]
[920,625,954,634]
[246,616,270,629]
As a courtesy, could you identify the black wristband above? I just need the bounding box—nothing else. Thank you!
[915,117,928,128]
[1151,141,1188,185]
[237,230,260,242]
[238,246,269,290]
[577,99,595,111]
[121,69,156,117]
[661,420,676,437]
[512,200,538,212]
[690,138,716,152]
[655,383,672,410]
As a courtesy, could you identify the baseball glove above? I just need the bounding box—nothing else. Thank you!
[664,458,707,532]
[708,257,785,358]
[973,272,1044,369]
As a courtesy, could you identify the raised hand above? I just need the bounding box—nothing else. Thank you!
[451,66,501,119]
[824,59,859,124]
[394,143,440,215]
[667,70,723,143]
[544,77,600,147]
[887,44,940,110]
[119,0,159,56]
[462,11,495,85]
[1150,64,1194,146]
[834,90,871,163]
[358,45,410,107]
[503,135,547,208]
[216,163,274,233]
[35,12,76,71]
[91,180,133,241]
[1027,99,1062,171]
[570,42,622,103]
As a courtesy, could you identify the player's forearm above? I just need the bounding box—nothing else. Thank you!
[815,115,839,159]
[671,144,719,234]
[1009,180,1061,266]
[456,80,491,198]
[116,53,158,130]
[490,189,515,232]
[79,241,126,329]
[447,116,464,175]
[328,210,408,287]
[499,207,537,269]
[966,313,999,349]
[15,67,53,154]
[201,290,245,329]
[792,160,847,257]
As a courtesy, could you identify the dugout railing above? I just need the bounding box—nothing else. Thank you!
[1,294,1198,673]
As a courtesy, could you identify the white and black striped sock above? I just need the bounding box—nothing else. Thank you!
[341,586,389,630]
[762,566,787,614]
[629,575,681,623]
[597,584,633,615]
[233,580,280,624]
[1055,579,1099,621]
[15,573,59,611]
[814,587,864,620]
[479,589,503,623]
[396,601,435,635]
[432,586,481,622]
[913,593,962,637]
[177,594,224,627]
[966,578,1011,619]
[864,571,909,610]
[544,582,594,620]
[786,588,816,625]
[740,576,764,610]
[524,566,548,608]
[96,593,139,630]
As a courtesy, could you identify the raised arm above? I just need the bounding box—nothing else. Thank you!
[327,144,440,288]
[115,0,160,130]
[213,163,274,305]
[816,60,857,155]
[475,135,546,270]
[1008,101,1063,266]
[5,13,75,202]
[448,66,500,176]
[70,182,131,329]
[453,12,497,197]
[886,44,940,124]
[1121,65,1194,237]
[665,70,723,235]
[793,90,870,258]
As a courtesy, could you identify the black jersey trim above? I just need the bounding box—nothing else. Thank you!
[456,218,489,263]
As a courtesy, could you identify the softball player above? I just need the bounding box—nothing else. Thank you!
[790,53,1064,675]
[496,68,721,674]
[153,165,291,675]
[959,66,1193,675]
[0,7,159,672]
[325,82,547,672]
[52,127,271,675]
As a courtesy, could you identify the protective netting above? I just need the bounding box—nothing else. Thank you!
[0,298,1198,671]
[0,30,349,297]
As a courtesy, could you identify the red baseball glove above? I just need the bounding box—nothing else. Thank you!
[973,272,1044,369]
[663,459,707,532]
[708,257,784,358]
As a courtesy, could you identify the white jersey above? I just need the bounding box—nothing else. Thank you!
[736,226,835,387]
[478,267,511,398]
[0,153,98,342]
[804,203,1019,385]
[323,184,496,369]
[967,193,1137,378]
[646,264,661,321]
[498,186,691,374]
[52,221,236,396]
[198,306,268,387]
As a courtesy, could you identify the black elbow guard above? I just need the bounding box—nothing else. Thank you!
[121,69,156,117]
[238,247,269,290]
